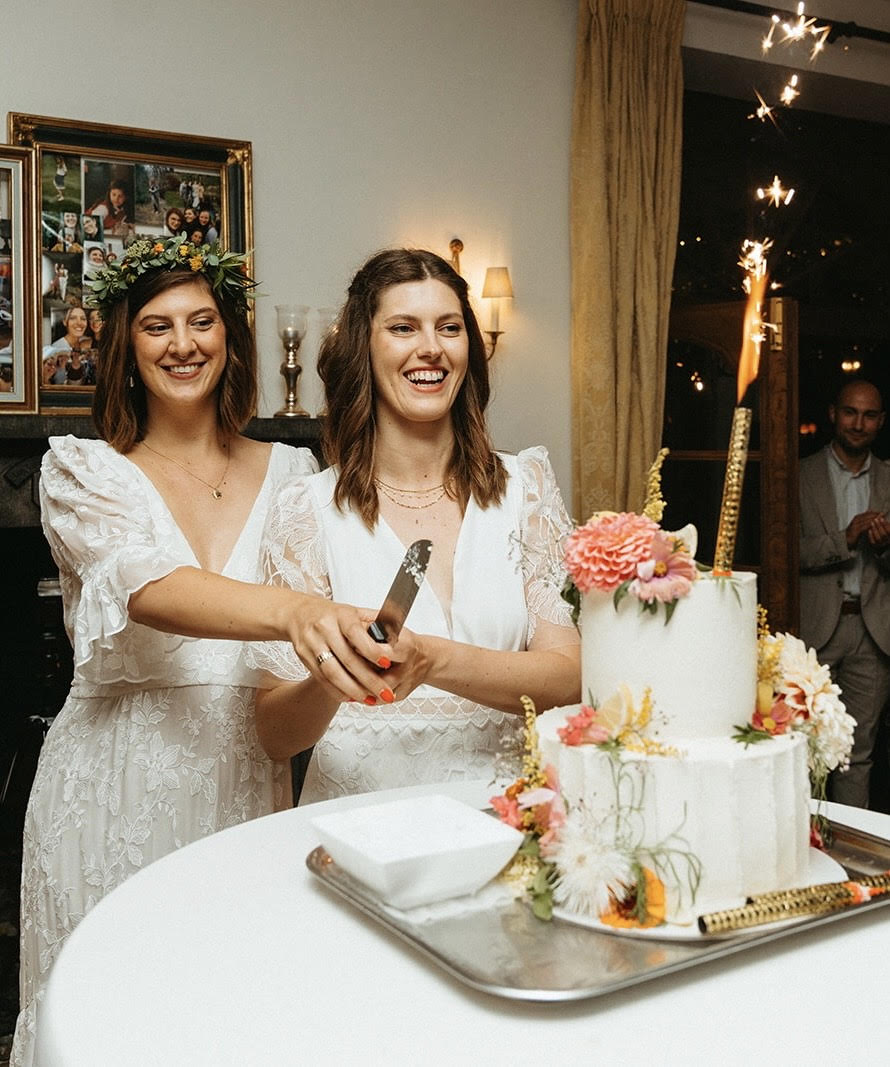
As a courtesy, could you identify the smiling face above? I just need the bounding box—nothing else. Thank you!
[129,278,227,413]
[369,278,468,431]
[829,381,885,462]
[64,307,88,339]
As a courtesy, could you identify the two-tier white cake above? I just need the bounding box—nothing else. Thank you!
[538,570,811,924]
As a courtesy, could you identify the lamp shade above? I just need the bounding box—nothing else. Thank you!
[481,267,514,299]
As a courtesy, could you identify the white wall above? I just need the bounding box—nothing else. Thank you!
[0,0,578,502]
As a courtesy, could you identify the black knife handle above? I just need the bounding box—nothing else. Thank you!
[368,621,388,643]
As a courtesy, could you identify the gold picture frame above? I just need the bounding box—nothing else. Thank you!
[0,143,37,412]
[8,113,253,414]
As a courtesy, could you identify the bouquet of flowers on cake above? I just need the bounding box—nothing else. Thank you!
[735,609,856,807]
[560,449,698,625]
[491,697,697,927]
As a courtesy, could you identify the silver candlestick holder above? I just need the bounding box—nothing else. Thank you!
[274,304,310,417]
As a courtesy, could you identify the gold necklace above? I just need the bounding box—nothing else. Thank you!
[374,477,445,494]
[141,440,231,500]
[374,479,447,510]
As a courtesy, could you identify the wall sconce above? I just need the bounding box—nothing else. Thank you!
[481,267,514,358]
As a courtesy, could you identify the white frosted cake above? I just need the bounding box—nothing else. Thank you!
[538,570,811,924]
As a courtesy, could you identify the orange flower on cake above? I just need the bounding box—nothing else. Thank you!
[564,512,659,592]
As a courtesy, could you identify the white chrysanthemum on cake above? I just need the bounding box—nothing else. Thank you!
[735,609,856,831]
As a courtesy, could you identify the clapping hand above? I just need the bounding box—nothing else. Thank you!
[846,510,890,551]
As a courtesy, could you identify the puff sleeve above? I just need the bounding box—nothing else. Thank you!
[40,436,191,669]
[246,475,331,682]
[516,446,575,639]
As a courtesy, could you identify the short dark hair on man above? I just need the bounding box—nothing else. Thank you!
[833,377,884,411]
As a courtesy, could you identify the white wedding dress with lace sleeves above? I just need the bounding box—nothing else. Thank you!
[12,436,316,1067]
[257,446,576,804]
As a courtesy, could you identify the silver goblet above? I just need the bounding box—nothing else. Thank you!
[274,304,310,417]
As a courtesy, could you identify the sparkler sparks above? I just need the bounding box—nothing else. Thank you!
[756,175,795,207]
[762,3,831,58]
[754,4,830,117]
[780,73,800,106]
[749,90,776,123]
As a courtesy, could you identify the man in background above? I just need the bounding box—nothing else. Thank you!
[800,379,890,807]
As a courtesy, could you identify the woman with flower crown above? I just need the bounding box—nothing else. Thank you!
[12,237,392,1065]
[252,248,580,803]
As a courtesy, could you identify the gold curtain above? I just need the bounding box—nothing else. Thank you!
[571,0,685,518]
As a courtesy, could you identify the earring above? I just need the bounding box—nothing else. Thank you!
[127,364,135,389]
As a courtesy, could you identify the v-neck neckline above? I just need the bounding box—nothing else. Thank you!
[374,501,472,636]
[121,442,276,574]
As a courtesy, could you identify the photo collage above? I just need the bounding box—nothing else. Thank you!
[40,152,222,389]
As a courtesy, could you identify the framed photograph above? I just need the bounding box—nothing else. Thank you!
[9,113,253,413]
[0,144,37,412]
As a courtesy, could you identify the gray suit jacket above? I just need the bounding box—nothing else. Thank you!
[799,447,890,655]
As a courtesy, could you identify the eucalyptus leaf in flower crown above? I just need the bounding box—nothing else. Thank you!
[85,234,257,320]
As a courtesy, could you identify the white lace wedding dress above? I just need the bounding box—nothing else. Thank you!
[258,446,576,804]
[12,436,316,1067]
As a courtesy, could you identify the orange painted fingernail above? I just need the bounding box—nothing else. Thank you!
[364,695,377,706]
[380,688,395,704]
[377,656,392,670]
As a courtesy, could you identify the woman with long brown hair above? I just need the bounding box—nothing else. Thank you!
[13,237,390,1065]
[254,248,580,802]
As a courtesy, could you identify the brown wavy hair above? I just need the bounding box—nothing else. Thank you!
[318,247,506,528]
[92,270,257,452]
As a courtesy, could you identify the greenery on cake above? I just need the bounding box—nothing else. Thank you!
[733,607,855,818]
[491,694,701,928]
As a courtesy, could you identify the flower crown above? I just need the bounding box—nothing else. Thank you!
[85,235,257,319]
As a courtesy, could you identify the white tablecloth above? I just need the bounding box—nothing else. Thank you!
[35,784,890,1065]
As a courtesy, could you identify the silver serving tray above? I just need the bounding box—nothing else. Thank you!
[306,819,890,1002]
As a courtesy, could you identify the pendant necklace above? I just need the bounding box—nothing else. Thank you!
[141,440,231,500]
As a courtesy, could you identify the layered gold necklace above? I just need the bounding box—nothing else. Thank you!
[374,476,448,510]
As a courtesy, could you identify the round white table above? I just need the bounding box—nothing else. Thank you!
[35,784,890,1065]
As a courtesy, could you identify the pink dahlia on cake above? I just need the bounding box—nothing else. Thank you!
[564,511,660,592]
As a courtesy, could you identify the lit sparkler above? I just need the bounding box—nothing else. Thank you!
[713,238,773,575]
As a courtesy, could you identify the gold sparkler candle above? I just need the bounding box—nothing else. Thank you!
[712,406,753,576]
[698,879,887,935]
[746,870,890,905]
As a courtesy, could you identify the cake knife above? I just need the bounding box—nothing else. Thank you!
[367,539,432,643]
